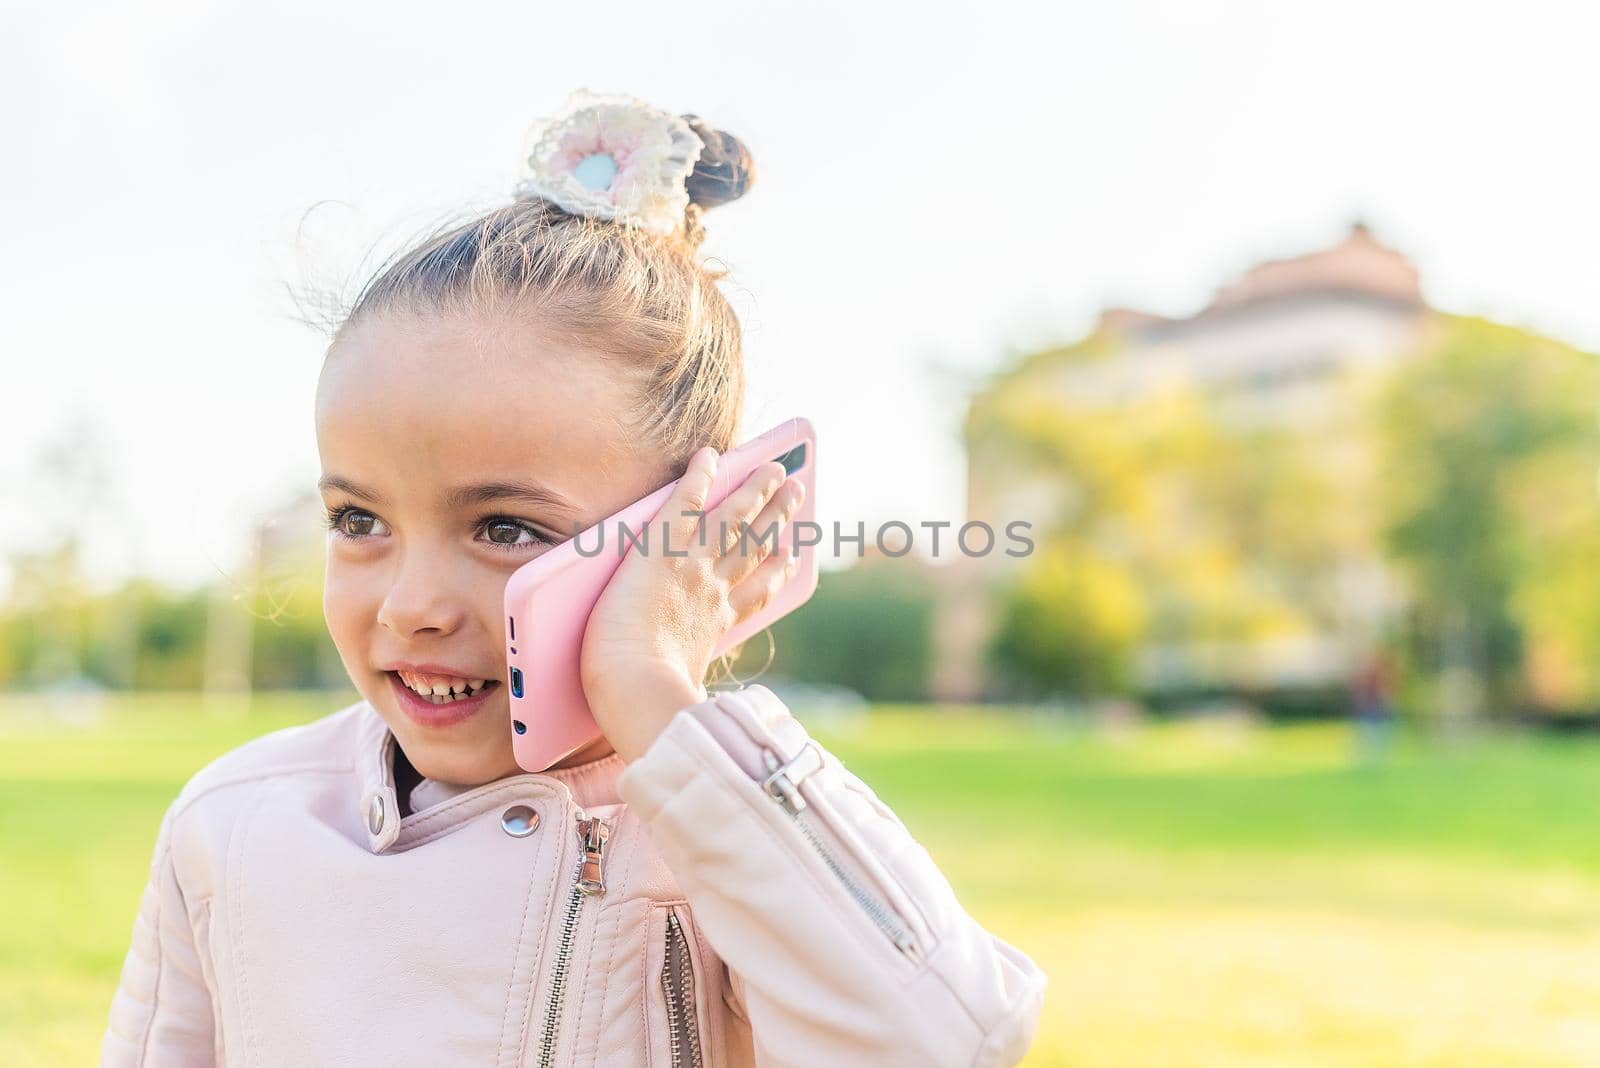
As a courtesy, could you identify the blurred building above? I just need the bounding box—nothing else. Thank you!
[1015,221,1425,429]
[940,222,1431,701]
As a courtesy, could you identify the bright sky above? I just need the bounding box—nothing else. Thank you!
[5,0,1598,596]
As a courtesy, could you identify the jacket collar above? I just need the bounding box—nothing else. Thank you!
[353,699,626,853]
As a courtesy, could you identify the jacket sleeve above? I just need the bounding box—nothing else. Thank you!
[615,684,1046,1068]
[100,800,218,1066]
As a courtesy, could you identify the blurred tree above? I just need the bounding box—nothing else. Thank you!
[3,541,92,687]
[1378,314,1600,720]
[967,353,1347,699]
[247,537,345,690]
[2,418,113,687]
[0,484,343,693]
[766,561,934,701]
[989,543,1144,696]
[126,581,210,689]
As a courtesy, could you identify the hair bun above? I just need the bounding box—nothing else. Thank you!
[679,114,755,210]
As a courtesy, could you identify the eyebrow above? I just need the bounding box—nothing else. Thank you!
[317,475,581,516]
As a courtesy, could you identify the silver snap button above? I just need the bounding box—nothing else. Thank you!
[501,804,539,838]
[367,794,385,836]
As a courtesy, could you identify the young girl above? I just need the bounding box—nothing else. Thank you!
[100,89,1046,1067]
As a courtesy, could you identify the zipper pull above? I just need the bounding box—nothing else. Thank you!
[760,744,824,817]
[576,815,610,896]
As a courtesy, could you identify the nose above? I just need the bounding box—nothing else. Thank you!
[376,552,468,637]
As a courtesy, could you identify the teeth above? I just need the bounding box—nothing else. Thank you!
[397,670,481,698]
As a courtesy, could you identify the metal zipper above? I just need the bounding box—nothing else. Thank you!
[661,909,705,1068]
[535,813,609,1068]
[759,747,921,958]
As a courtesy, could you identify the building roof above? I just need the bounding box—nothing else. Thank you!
[1097,222,1424,336]
[1202,221,1423,314]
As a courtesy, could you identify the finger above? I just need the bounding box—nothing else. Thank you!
[716,476,805,585]
[705,460,787,560]
[659,446,720,548]
[728,542,801,621]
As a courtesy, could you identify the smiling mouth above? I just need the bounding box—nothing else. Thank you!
[388,671,502,704]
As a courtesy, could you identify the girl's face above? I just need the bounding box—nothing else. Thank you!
[315,310,673,786]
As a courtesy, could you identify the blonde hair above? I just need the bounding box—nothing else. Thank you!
[327,113,756,467]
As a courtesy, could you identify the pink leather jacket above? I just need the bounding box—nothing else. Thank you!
[100,684,1046,1066]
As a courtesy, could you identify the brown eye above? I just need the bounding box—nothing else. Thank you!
[325,506,387,541]
[485,519,524,545]
[478,517,552,552]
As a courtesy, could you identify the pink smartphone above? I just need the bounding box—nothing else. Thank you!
[503,417,819,772]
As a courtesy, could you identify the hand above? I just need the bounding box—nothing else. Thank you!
[580,446,807,763]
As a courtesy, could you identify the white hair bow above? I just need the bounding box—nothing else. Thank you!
[513,88,706,237]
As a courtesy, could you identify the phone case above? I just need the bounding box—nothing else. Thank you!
[503,417,819,772]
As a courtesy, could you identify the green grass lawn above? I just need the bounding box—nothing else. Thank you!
[7,692,1600,1066]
